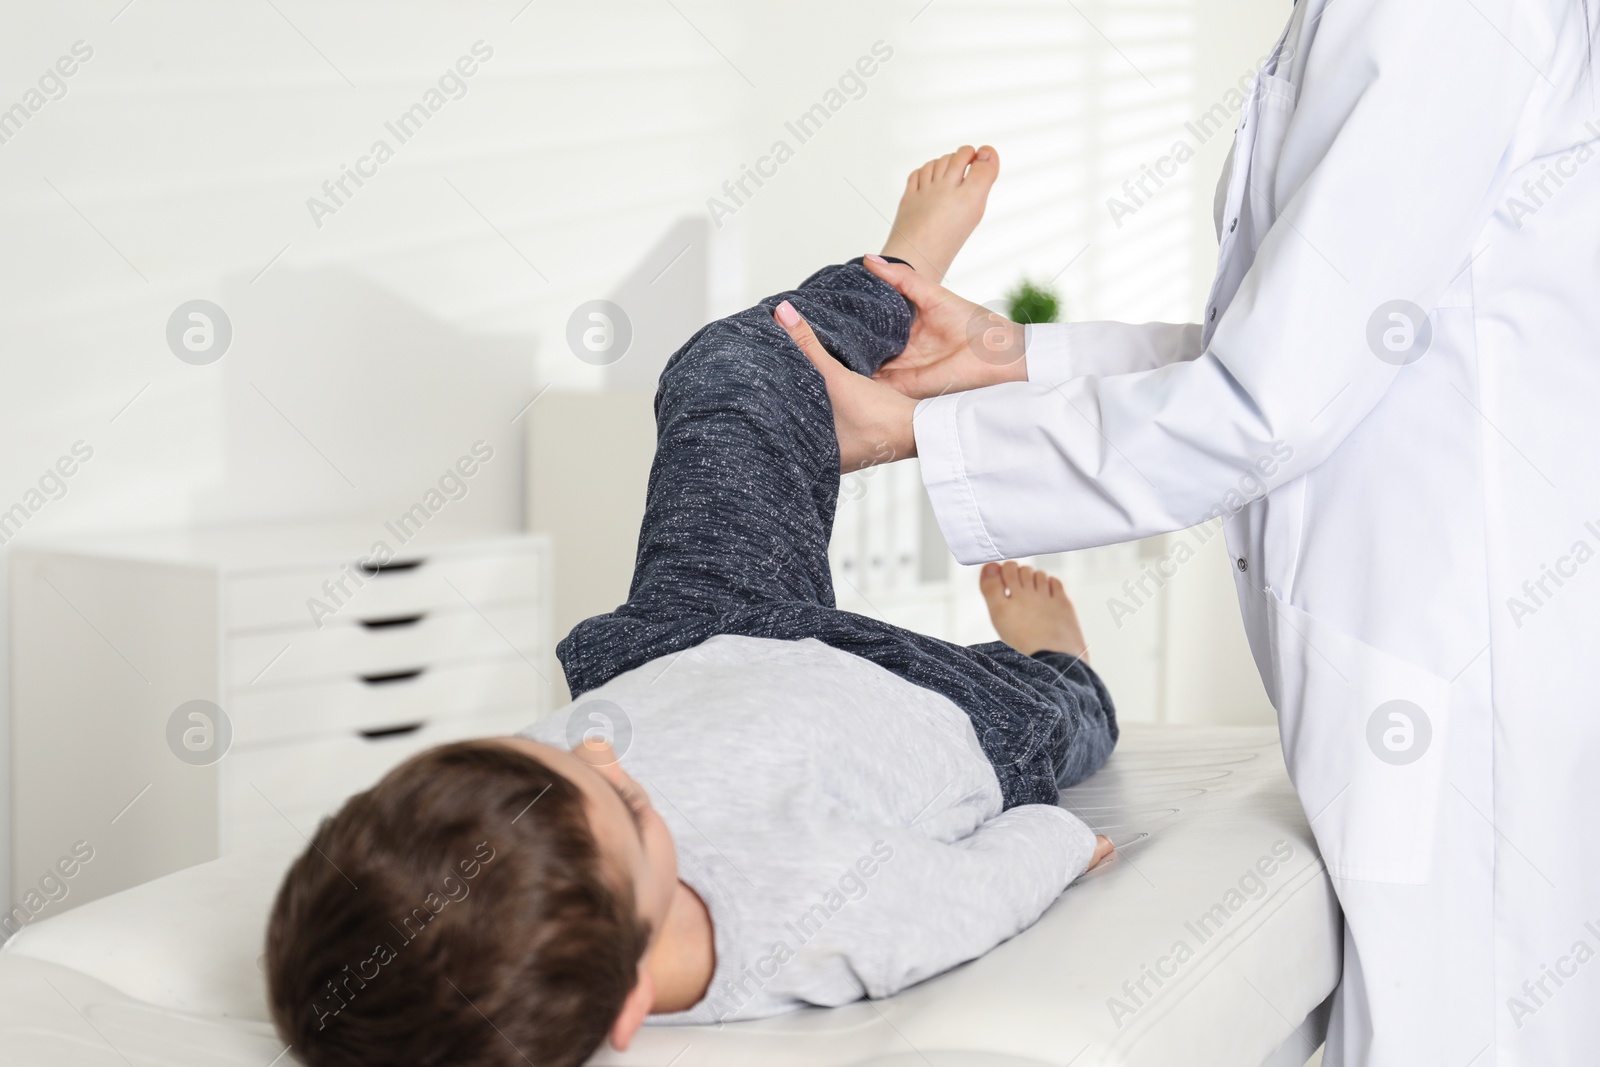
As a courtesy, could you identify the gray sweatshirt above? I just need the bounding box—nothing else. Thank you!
[520,634,1097,1023]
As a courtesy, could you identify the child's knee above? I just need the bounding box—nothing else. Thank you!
[660,315,820,414]
[771,277,912,373]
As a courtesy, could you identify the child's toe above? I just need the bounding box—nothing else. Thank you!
[944,145,977,183]
[965,146,1001,190]
[979,562,1006,602]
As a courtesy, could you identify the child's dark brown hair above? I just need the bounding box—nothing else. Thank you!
[266,741,650,1067]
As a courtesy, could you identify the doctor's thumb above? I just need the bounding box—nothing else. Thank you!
[774,301,837,381]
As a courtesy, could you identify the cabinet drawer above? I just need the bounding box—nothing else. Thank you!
[220,708,535,852]
[224,547,546,632]
[228,656,542,746]
[227,604,544,687]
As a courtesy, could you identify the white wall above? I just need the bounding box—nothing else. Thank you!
[0,0,1287,912]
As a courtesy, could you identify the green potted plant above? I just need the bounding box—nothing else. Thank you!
[1005,279,1062,325]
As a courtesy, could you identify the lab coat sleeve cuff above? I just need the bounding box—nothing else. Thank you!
[914,395,1003,565]
[1023,322,1078,387]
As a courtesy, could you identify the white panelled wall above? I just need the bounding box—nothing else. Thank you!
[0,0,1283,919]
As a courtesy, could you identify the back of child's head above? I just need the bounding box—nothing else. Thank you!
[265,740,650,1067]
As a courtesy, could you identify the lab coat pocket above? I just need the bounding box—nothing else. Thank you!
[1265,590,1450,885]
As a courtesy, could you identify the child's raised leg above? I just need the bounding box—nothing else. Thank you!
[558,258,916,695]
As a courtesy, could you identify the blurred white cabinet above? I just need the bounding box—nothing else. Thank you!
[10,522,551,911]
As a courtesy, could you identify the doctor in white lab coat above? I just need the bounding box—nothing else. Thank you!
[780,0,1600,1063]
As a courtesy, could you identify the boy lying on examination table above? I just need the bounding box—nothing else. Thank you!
[266,146,1118,1067]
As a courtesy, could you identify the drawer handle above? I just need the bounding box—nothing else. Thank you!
[360,668,426,685]
[360,721,425,740]
[359,613,427,630]
[359,558,425,577]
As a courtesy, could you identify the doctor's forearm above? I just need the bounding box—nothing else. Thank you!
[913,318,1231,563]
[912,355,1286,563]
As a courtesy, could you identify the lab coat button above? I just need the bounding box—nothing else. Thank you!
[1210,307,1218,322]
[1236,557,1248,572]
[1229,217,1238,233]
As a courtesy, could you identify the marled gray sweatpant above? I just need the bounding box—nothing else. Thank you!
[557,259,1117,807]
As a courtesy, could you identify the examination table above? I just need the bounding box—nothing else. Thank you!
[0,725,1340,1066]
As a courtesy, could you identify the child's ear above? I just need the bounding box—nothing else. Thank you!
[608,967,655,1051]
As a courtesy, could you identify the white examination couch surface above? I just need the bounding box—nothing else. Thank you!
[0,725,1340,1067]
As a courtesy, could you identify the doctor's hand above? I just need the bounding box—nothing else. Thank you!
[862,254,1029,399]
[774,300,918,472]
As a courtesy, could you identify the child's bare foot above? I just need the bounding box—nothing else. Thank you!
[880,145,999,281]
[980,561,1089,661]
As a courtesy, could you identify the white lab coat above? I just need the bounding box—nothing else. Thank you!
[914,0,1600,1063]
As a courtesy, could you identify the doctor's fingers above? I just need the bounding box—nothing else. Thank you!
[863,254,941,306]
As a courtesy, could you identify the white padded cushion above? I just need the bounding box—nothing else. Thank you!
[0,725,1339,1066]
[3,838,296,1022]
